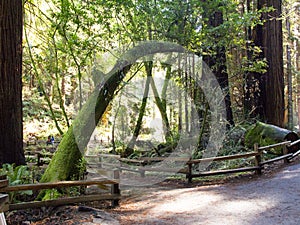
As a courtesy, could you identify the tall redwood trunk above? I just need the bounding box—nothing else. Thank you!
[260,0,284,127]
[0,1,25,165]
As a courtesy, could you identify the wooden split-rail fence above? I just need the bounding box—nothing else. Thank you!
[8,140,298,214]
[0,170,120,216]
[89,140,300,183]
[23,139,300,185]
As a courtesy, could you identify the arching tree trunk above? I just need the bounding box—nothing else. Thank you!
[0,1,25,166]
[38,42,185,199]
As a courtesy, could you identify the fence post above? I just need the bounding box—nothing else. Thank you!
[0,212,7,225]
[111,169,120,207]
[37,152,42,166]
[138,160,147,178]
[186,163,192,183]
[0,175,9,216]
[140,169,145,178]
[283,144,289,164]
[254,143,262,175]
[99,155,102,168]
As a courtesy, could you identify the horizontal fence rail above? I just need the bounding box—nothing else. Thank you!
[0,179,118,192]
[257,141,291,150]
[187,152,259,165]
[289,149,300,160]
[23,139,300,189]
[0,170,121,212]
[9,193,121,211]
[95,139,300,183]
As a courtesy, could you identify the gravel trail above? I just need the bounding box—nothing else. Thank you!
[114,162,300,225]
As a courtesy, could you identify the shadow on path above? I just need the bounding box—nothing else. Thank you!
[114,162,300,225]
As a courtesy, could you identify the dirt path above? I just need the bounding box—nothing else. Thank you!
[7,162,300,224]
[112,162,300,225]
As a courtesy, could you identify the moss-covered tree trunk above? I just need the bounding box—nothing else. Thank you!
[38,42,185,198]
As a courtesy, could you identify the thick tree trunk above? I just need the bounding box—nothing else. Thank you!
[286,17,293,129]
[39,42,185,193]
[0,1,25,166]
[245,0,284,127]
[260,0,284,127]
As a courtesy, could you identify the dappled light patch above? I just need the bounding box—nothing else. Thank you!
[114,161,300,225]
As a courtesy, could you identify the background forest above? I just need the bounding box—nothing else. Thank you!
[22,0,300,152]
[1,0,300,221]
[0,0,299,204]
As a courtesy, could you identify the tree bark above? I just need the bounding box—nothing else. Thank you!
[245,0,284,127]
[296,40,300,128]
[0,1,25,166]
[286,16,293,129]
[260,0,284,127]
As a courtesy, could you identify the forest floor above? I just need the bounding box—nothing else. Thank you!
[6,158,300,225]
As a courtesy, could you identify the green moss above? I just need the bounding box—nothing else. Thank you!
[40,127,82,182]
[37,126,82,200]
[43,189,62,200]
[244,121,289,154]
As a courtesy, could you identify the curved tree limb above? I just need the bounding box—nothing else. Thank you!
[38,42,186,200]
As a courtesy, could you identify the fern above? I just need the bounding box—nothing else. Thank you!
[0,164,33,202]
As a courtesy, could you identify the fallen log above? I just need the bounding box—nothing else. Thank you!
[245,122,299,154]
